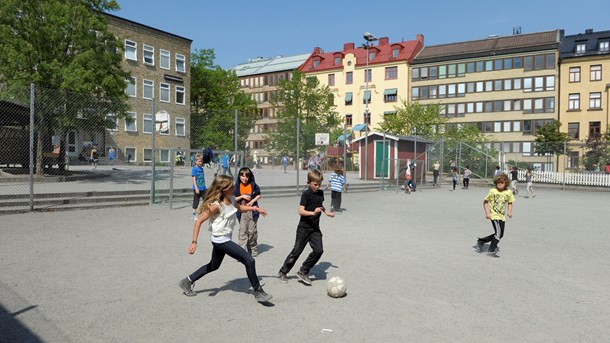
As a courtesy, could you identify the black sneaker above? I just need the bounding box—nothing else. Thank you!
[178,277,196,297]
[296,271,312,285]
[476,240,484,253]
[278,272,288,283]
[487,247,499,257]
[254,287,273,303]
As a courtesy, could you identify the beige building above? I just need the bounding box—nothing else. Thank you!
[231,54,310,164]
[97,13,192,164]
[558,29,610,171]
[411,30,563,171]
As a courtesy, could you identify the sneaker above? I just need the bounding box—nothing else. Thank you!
[178,277,196,297]
[476,240,484,253]
[254,287,272,303]
[487,248,499,257]
[251,251,258,257]
[277,272,288,283]
[191,214,198,221]
[296,271,312,285]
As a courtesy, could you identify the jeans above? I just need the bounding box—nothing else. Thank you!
[189,240,260,289]
[280,226,323,275]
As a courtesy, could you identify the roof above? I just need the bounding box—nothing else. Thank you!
[351,131,432,144]
[412,30,561,65]
[230,53,311,77]
[103,12,192,44]
[0,100,29,126]
[559,29,610,60]
[299,35,425,73]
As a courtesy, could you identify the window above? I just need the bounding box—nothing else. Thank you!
[589,121,601,138]
[513,78,522,89]
[476,81,483,93]
[545,97,555,113]
[364,111,371,125]
[590,92,602,109]
[125,40,136,61]
[175,86,185,105]
[448,64,456,77]
[335,57,341,65]
[176,54,186,72]
[485,60,493,71]
[159,150,170,163]
[143,79,154,99]
[143,114,153,134]
[567,151,579,169]
[345,92,353,105]
[523,121,532,134]
[160,49,170,69]
[546,54,555,69]
[534,55,544,70]
[420,67,428,80]
[504,58,513,69]
[503,122,511,132]
[385,67,398,80]
[513,121,521,132]
[590,65,602,81]
[125,77,136,97]
[523,78,532,92]
[384,88,397,102]
[159,83,170,103]
[448,84,456,97]
[475,61,484,72]
[364,69,372,82]
[523,56,533,71]
[546,76,555,91]
[328,74,335,86]
[363,90,371,104]
[345,114,352,126]
[125,147,136,162]
[457,83,465,96]
[569,67,581,82]
[439,65,447,78]
[438,85,446,98]
[457,63,466,77]
[411,87,419,100]
[467,62,475,73]
[513,57,523,68]
[494,122,502,132]
[143,149,152,163]
[568,93,580,111]
[494,80,503,91]
[369,51,375,61]
[600,41,610,52]
[576,43,586,54]
[346,71,353,84]
[313,60,319,68]
[175,117,185,136]
[504,79,512,90]
[495,59,503,70]
[429,86,437,99]
[392,49,399,58]
[412,68,420,81]
[568,123,579,139]
[106,113,118,131]
[125,112,137,132]
[143,44,154,65]
[534,77,544,91]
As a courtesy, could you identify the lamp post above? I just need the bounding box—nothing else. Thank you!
[363,32,377,180]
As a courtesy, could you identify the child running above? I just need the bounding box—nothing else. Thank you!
[278,170,335,285]
[191,154,207,220]
[234,167,262,256]
[177,175,272,303]
[525,168,536,198]
[476,173,515,257]
[326,167,346,212]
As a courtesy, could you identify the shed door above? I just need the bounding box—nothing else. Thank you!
[375,141,390,178]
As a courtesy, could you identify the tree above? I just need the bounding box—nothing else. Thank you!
[190,49,256,151]
[0,0,129,174]
[268,71,340,159]
[376,100,446,138]
[534,121,570,168]
[582,128,610,171]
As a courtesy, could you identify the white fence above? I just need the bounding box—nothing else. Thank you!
[515,170,610,187]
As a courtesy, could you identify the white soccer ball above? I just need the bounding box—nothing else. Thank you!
[326,276,347,298]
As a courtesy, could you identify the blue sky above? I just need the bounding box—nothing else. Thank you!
[115,0,610,69]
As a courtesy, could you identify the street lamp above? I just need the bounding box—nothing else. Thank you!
[363,32,377,180]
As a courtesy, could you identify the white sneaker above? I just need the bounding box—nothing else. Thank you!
[191,214,198,221]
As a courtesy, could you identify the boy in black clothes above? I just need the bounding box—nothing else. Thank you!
[278,170,335,285]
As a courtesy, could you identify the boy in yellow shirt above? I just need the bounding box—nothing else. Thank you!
[476,173,514,257]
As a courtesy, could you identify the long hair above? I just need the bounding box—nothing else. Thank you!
[197,175,234,215]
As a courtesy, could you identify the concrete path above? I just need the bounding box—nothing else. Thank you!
[1,185,609,342]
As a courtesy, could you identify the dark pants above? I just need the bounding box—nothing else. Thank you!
[433,170,439,185]
[330,191,342,211]
[479,220,505,251]
[463,178,470,188]
[189,240,260,289]
[452,179,457,190]
[280,226,324,275]
[192,189,206,210]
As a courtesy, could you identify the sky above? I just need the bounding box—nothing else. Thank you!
[115,0,610,70]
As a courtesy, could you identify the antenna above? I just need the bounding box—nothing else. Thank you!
[513,26,522,35]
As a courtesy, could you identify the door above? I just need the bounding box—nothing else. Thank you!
[375,140,390,178]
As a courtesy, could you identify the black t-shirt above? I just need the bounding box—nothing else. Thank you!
[511,170,518,181]
[298,188,325,229]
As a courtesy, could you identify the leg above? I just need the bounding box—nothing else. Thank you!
[300,230,324,275]
[279,226,312,274]
[336,191,342,211]
[248,216,258,256]
[488,220,505,252]
[188,243,226,282]
[330,191,338,211]
[238,213,250,252]
[216,240,261,290]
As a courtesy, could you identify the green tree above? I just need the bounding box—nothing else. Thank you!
[0,0,129,174]
[268,71,340,159]
[582,127,610,171]
[190,49,256,151]
[534,121,570,167]
[376,100,446,138]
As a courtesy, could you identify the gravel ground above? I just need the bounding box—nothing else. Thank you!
[1,185,609,342]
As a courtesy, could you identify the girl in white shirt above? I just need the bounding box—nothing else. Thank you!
[178,175,272,303]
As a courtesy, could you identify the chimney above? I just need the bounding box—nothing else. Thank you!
[313,47,322,54]
[344,42,355,51]
[378,37,389,46]
[416,34,424,44]
[585,28,594,34]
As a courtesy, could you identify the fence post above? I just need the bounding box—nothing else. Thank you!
[562,140,567,190]
[150,97,155,205]
[29,83,35,211]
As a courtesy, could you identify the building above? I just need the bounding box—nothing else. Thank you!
[231,54,310,164]
[101,13,192,164]
[558,29,610,171]
[411,30,562,171]
[299,35,424,170]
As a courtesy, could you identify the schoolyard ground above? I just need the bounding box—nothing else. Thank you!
[1,185,609,342]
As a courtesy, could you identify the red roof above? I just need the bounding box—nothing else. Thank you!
[299,35,424,73]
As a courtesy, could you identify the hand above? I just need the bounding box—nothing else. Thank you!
[326,210,335,218]
[188,242,197,254]
[257,207,267,217]
[195,189,200,194]
[247,201,254,206]
[507,212,512,218]
[242,194,252,201]
[314,207,323,214]
[485,213,491,220]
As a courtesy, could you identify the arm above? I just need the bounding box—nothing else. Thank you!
[483,200,491,219]
[235,200,267,216]
[192,175,199,194]
[298,205,334,218]
[188,205,218,254]
[507,203,513,218]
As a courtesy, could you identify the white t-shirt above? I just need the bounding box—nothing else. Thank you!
[208,198,237,244]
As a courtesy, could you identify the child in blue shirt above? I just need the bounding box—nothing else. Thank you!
[191,154,207,220]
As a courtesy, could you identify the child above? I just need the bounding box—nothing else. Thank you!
[191,154,207,220]
[494,165,502,176]
[450,168,458,191]
[234,167,261,256]
[463,166,472,189]
[177,175,272,303]
[326,168,346,212]
[278,170,335,285]
[510,166,519,195]
[476,173,515,256]
[525,168,536,198]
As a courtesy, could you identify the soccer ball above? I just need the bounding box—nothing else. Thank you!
[326,276,347,298]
